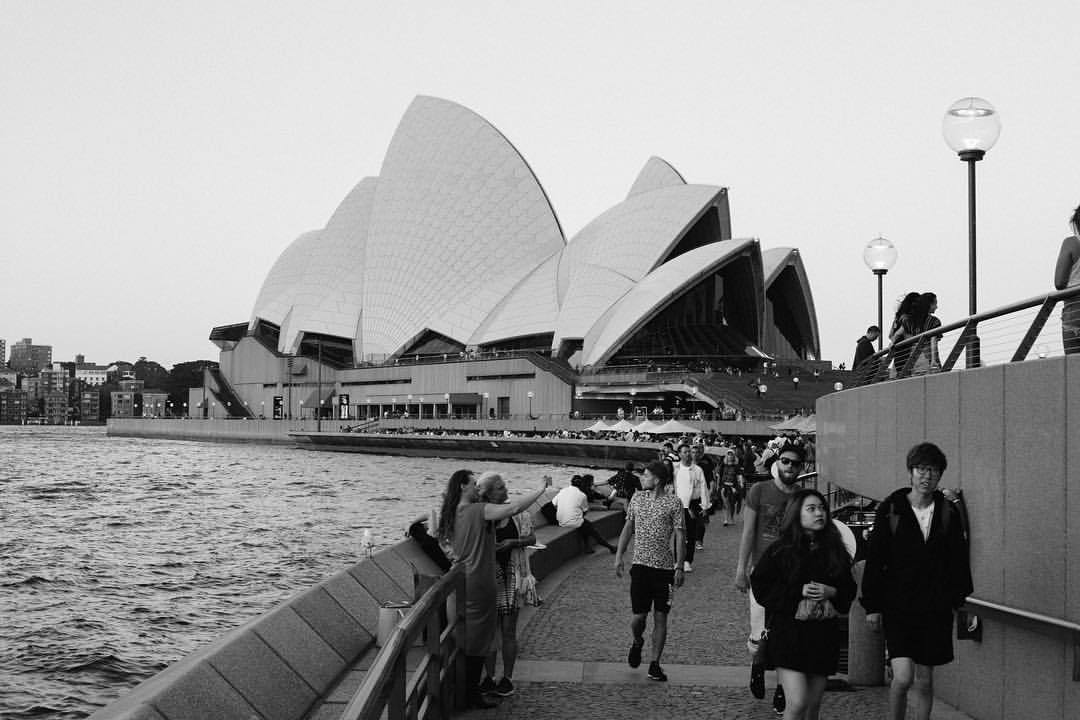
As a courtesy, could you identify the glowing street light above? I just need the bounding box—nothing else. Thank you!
[863,236,898,350]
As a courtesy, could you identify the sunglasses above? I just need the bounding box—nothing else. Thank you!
[778,457,803,466]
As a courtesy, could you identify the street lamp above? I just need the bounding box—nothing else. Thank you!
[444,393,450,418]
[527,391,534,418]
[863,236,898,350]
[418,396,424,420]
[407,394,414,419]
[944,97,1001,367]
[481,392,488,420]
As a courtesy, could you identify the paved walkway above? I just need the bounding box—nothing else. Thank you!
[462,516,976,719]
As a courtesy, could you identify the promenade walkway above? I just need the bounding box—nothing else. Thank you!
[463,517,976,720]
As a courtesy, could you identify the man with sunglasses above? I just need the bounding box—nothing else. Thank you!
[734,441,805,711]
[861,442,972,720]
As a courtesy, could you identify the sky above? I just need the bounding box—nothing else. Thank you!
[3,1,1080,369]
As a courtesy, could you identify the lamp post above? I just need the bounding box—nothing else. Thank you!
[482,392,489,421]
[863,236,898,350]
[407,394,413,419]
[182,401,187,418]
[526,391,534,418]
[944,96,1001,368]
[418,396,424,421]
[443,393,450,418]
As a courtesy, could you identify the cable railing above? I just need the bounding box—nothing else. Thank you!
[852,285,1080,386]
[341,563,467,720]
[960,596,1080,681]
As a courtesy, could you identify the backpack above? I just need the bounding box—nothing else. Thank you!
[886,489,968,543]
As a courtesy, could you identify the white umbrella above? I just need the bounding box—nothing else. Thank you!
[607,419,637,432]
[634,419,664,433]
[584,419,614,432]
[653,419,701,435]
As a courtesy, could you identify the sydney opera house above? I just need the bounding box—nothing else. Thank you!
[194,96,822,423]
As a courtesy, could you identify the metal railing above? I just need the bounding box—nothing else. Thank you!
[962,596,1080,681]
[852,285,1080,386]
[341,564,467,720]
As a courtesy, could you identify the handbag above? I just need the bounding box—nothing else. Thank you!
[752,627,770,665]
[794,597,838,621]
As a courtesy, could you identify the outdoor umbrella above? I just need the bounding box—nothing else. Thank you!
[653,419,701,435]
[584,419,614,432]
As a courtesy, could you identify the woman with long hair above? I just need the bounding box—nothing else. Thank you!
[750,489,856,720]
[435,469,550,709]
[1054,205,1080,354]
[889,292,922,374]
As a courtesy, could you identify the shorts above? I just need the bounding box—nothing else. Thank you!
[495,563,518,616]
[884,611,954,666]
[630,564,675,615]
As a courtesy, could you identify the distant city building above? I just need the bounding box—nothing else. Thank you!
[71,354,108,386]
[0,369,16,387]
[0,387,27,424]
[8,338,52,374]
[43,390,67,425]
[119,378,145,393]
[80,391,101,422]
[0,339,6,368]
[107,362,134,383]
[110,391,135,417]
[22,376,42,402]
[141,391,169,417]
[40,365,69,394]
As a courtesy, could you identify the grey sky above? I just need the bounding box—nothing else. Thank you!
[3,1,1078,368]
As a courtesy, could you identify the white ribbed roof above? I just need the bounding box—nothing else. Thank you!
[581,239,760,366]
[761,247,820,358]
[553,184,725,347]
[249,178,377,356]
[469,251,562,345]
[361,96,565,357]
[627,156,686,198]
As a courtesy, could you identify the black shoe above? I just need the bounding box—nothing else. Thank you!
[647,661,667,681]
[478,677,497,694]
[750,663,765,699]
[628,638,644,668]
[468,692,498,709]
[772,684,786,715]
[494,677,514,697]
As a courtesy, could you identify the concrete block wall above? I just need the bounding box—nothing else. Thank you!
[816,355,1079,720]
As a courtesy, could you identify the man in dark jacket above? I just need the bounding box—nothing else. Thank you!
[853,325,880,371]
[861,442,972,720]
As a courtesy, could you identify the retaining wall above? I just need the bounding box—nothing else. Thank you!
[816,355,1080,720]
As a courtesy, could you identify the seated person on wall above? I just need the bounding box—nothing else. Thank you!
[552,475,617,554]
[605,462,642,511]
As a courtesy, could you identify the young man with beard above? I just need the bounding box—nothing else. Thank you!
[734,441,805,713]
[614,460,685,682]
[861,443,972,720]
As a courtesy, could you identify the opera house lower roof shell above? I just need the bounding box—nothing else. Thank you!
[239,95,819,372]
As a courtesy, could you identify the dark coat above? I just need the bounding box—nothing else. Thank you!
[853,335,876,370]
[750,538,856,675]
[860,488,973,618]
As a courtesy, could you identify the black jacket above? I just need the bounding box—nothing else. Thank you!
[860,488,973,617]
[853,335,875,370]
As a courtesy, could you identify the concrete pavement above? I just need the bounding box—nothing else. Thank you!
[462,514,976,719]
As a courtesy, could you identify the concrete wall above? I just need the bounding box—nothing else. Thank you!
[816,355,1080,720]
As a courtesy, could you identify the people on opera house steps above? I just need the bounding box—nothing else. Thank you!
[860,442,973,720]
[1054,204,1080,354]
[476,472,536,698]
[613,460,685,683]
[436,469,551,709]
[750,489,856,720]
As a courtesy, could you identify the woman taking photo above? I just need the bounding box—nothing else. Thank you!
[750,489,856,720]
[436,469,551,709]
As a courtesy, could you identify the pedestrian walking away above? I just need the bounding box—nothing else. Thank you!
[613,460,686,683]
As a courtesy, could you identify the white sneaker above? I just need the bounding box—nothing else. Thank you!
[683,561,693,572]
[694,541,704,550]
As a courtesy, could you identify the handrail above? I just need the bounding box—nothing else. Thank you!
[341,563,467,720]
[962,596,1080,681]
[853,284,1080,386]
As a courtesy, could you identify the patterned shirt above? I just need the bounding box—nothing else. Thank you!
[627,490,685,570]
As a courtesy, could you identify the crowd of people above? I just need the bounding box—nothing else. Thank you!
[416,436,969,720]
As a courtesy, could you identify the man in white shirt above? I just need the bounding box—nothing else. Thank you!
[553,475,615,553]
[672,443,710,572]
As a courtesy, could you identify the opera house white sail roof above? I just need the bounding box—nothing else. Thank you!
[246,95,819,368]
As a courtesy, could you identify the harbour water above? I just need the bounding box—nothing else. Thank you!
[0,426,588,719]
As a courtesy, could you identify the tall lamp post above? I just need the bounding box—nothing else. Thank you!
[943,96,1001,367]
[863,236,898,350]
[526,391,534,418]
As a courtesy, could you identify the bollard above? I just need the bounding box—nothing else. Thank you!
[846,560,886,685]
[377,601,413,647]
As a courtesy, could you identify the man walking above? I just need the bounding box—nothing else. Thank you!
[614,460,685,682]
[733,441,805,712]
[691,443,716,549]
[673,443,710,572]
[853,325,881,371]
[861,442,972,720]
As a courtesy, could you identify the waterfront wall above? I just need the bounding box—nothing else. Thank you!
[816,355,1080,720]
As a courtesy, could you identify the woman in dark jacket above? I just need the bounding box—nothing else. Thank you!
[751,489,856,720]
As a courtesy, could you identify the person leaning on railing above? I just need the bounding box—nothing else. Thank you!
[436,469,552,709]
[1054,204,1080,355]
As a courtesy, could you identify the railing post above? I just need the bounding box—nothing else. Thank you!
[427,598,444,719]
[388,649,406,720]
[452,571,468,711]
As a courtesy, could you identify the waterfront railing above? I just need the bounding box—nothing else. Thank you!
[341,564,467,720]
[853,285,1080,386]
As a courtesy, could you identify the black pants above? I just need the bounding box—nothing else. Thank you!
[683,502,702,563]
[576,518,612,549]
